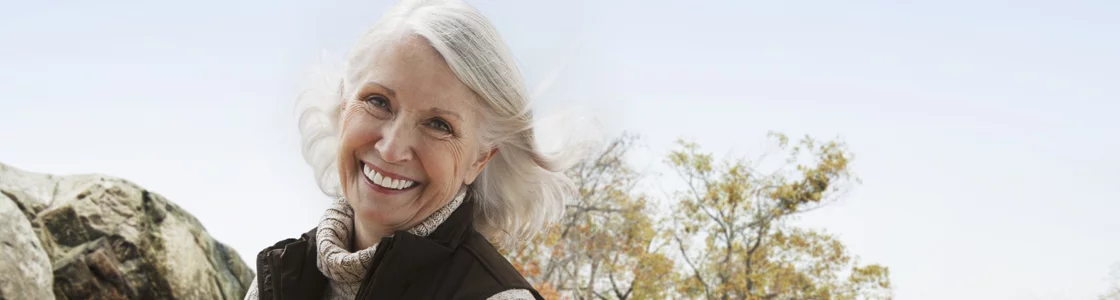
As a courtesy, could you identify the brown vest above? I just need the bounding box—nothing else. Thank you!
[253,201,543,300]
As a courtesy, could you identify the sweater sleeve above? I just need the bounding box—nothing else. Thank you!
[487,289,535,300]
[243,279,260,300]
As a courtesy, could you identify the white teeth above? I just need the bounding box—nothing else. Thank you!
[362,163,416,190]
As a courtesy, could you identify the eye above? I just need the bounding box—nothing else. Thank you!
[362,94,390,110]
[426,118,454,134]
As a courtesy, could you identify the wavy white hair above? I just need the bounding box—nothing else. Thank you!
[296,0,586,249]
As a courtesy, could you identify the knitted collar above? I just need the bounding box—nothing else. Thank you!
[314,190,467,299]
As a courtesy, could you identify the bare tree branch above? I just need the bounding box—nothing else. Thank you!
[674,233,713,299]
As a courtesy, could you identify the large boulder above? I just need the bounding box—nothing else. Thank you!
[0,188,54,299]
[0,163,254,299]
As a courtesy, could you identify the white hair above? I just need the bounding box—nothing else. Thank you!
[296,0,586,249]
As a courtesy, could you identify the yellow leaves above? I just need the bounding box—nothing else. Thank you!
[513,259,543,278]
[666,133,890,300]
[848,264,891,288]
[768,131,790,149]
[505,133,889,299]
[535,283,561,300]
[630,252,678,299]
[667,139,714,175]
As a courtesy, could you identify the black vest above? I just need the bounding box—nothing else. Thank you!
[253,201,543,300]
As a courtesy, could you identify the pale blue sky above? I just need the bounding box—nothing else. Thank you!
[1,0,1117,299]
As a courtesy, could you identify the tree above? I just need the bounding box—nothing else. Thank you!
[667,133,891,299]
[1102,263,1120,300]
[508,134,676,299]
[508,132,892,299]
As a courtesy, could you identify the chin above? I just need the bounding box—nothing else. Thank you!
[352,193,412,230]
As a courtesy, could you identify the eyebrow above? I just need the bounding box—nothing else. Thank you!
[430,107,462,120]
[364,82,396,98]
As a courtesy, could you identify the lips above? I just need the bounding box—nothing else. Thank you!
[361,162,418,191]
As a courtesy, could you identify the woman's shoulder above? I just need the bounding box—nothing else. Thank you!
[254,226,320,270]
[454,230,540,298]
[257,227,319,257]
[250,227,327,299]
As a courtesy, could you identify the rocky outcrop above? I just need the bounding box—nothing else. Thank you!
[0,163,254,299]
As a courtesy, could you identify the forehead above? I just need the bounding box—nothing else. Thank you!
[351,35,479,111]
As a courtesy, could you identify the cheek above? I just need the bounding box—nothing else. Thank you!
[420,141,471,186]
[339,107,380,148]
[338,108,379,174]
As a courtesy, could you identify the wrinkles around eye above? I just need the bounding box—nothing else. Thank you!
[427,119,453,134]
[363,95,390,110]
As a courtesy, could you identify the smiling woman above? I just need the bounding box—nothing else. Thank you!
[338,35,498,251]
[244,0,582,299]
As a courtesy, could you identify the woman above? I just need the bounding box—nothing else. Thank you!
[244,0,579,299]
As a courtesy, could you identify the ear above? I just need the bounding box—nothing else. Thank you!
[464,147,499,185]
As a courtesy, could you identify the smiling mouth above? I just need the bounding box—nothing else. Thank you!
[361,162,419,191]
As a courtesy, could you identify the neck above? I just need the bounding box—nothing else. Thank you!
[351,218,390,251]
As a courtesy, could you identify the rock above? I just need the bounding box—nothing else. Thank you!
[0,163,254,300]
[51,237,137,299]
[0,163,58,217]
[0,192,54,299]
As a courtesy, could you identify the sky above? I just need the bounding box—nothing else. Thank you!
[1,0,1118,299]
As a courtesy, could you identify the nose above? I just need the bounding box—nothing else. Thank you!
[374,119,414,164]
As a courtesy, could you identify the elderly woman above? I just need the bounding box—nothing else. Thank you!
[244,0,578,299]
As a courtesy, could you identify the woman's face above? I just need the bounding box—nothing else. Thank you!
[337,35,495,237]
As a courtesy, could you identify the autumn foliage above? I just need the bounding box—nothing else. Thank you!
[506,133,892,299]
